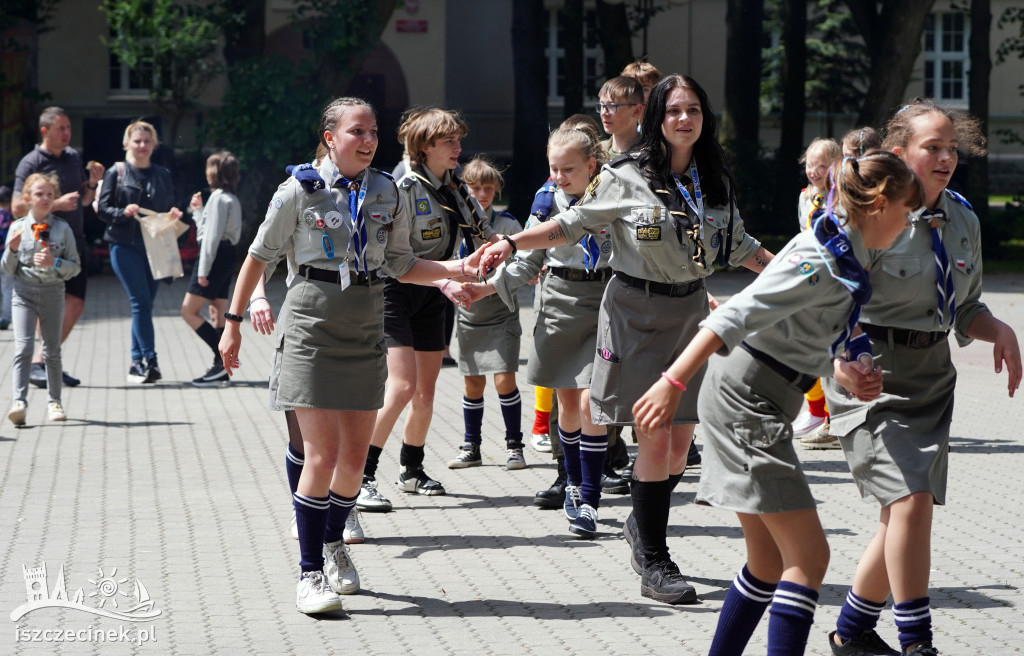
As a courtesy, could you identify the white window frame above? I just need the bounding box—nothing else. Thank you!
[544,1,602,109]
[923,12,970,104]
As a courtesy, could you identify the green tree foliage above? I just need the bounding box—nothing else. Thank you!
[995,6,1024,147]
[104,0,222,146]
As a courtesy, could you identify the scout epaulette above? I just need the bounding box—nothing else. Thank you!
[530,179,558,221]
[608,153,637,168]
[944,188,972,210]
[286,163,325,193]
[368,167,393,181]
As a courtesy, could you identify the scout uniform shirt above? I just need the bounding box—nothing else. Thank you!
[493,185,612,311]
[397,166,496,261]
[550,157,760,284]
[701,225,868,379]
[249,158,417,280]
[1,215,81,285]
[861,189,987,347]
[797,187,824,232]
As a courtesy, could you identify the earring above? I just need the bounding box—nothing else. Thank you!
[636,123,642,134]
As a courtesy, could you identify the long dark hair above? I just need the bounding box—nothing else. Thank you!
[635,74,733,207]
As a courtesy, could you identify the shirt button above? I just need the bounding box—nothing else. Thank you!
[927,309,934,316]
[899,269,906,276]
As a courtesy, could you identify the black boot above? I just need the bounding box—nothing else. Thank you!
[534,456,567,509]
[686,438,701,468]
[601,462,629,494]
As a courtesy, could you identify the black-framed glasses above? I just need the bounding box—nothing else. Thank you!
[595,102,637,115]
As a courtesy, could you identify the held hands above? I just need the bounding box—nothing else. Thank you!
[478,238,514,275]
[168,207,183,220]
[633,378,684,436]
[833,355,883,402]
[249,297,276,336]
[461,281,493,304]
[441,280,473,309]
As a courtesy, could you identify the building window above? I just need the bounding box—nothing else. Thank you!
[545,4,601,107]
[109,51,161,97]
[923,12,969,103]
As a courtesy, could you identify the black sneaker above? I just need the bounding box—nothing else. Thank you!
[192,362,230,388]
[29,363,47,389]
[144,357,162,384]
[829,630,900,656]
[447,443,482,469]
[62,371,81,387]
[640,559,698,605]
[687,439,701,468]
[601,463,630,494]
[127,361,148,384]
[902,645,939,656]
[396,467,446,495]
[623,512,646,574]
[621,454,636,481]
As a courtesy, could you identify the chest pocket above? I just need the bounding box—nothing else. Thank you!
[879,256,922,281]
[365,210,394,247]
[876,255,926,307]
[818,307,850,335]
[703,208,730,259]
[628,206,666,247]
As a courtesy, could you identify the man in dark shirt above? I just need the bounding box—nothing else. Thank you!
[12,106,104,388]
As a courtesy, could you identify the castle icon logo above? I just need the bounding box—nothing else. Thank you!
[10,563,162,623]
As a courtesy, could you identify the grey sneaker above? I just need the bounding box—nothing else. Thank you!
[295,570,343,614]
[531,432,552,453]
[343,509,364,544]
[356,476,393,512]
[447,443,482,469]
[829,630,900,655]
[801,419,841,450]
[323,539,360,595]
[506,447,527,470]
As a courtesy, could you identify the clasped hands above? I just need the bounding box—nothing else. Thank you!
[447,237,517,309]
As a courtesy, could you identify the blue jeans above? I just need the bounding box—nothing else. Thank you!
[110,244,159,362]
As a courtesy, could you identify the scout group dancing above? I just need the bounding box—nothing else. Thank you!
[215,61,1019,654]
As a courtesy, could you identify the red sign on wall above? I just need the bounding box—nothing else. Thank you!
[396,20,428,33]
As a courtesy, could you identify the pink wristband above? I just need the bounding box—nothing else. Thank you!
[660,372,687,391]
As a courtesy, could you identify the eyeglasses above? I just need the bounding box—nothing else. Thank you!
[595,102,637,115]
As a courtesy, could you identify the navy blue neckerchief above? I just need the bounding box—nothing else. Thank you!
[812,209,871,357]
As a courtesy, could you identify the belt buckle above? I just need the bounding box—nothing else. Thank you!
[910,330,931,348]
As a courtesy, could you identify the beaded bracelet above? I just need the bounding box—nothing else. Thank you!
[660,372,687,391]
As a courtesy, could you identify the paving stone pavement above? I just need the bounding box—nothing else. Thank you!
[0,270,1021,656]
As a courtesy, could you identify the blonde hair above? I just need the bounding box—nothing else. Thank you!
[21,172,61,200]
[828,150,924,229]
[122,120,160,148]
[547,122,606,172]
[621,60,663,90]
[398,108,469,167]
[799,137,842,165]
[462,156,504,195]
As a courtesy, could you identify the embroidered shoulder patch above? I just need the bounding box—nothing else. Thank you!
[797,262,814,275]
[415,198,431,215]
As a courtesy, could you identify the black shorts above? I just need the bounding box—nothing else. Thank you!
[383,279,448,351]
[187,241,236,300]
[64,242,88,300]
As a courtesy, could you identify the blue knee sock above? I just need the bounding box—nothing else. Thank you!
[323,490,357,544]
[767,580,819,656]
[292,493,330,573]
[578,432,607,508]
[558,426,582,485]
[835,589,887,643]
[498,388,523,448]
[893,597,931,649]
[463,396,484,444]
[708,565,778,656]
[285,445,304,496]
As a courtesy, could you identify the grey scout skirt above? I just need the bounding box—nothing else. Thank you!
[274,276,387,411]
[589,274,708,426]
[823,336,955,506]
[525,273,606,389]
[695,346,814,514]
[455,294,522,376]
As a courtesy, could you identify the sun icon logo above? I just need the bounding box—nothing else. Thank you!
[87,567,130,609]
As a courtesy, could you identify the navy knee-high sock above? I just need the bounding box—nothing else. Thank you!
[292,492,330,573]
[708,565,778,656]
[578,432,607,508]
[498,388,523,448]
[558,426,582,485]
[893,597,931,649]
[835,589,887,643]
[766,580,819,656]
[286,445,304,495]
[323,490,357,544]
[463,396,484,444]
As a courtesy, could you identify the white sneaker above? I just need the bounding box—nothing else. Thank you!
[343,509,364,544]
[47,401,67,422]
[323,539,360,594]
[7,400,26,426]
[792,409,826,437]
[800,419,842,450]
[295,570,343,614]
[531,432,552,453]
[356,476,393,512]
[289,510,298,540]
